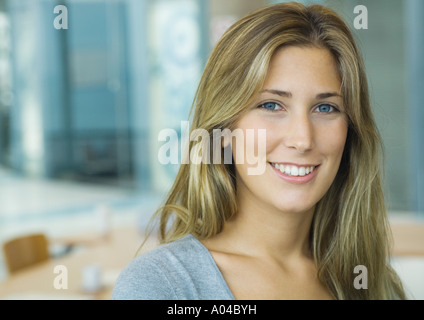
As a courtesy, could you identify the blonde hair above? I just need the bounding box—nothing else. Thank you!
[145,2,406,300]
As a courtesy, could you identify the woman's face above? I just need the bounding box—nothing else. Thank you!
[233,46,348,215]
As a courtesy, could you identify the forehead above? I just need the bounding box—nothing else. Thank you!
[263,46,342,93]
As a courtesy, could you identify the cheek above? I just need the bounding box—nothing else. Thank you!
[317,121,348,160]
[232,115,270,161]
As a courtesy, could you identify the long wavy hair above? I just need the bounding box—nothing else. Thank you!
[145,2,406,300]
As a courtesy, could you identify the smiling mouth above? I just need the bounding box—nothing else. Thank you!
[269,162,318,177]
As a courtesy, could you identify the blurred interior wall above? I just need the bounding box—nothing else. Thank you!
[0,5,10,166]
[210,0,268,16]
[1,0,422,215]
[8,0,55,176]
[405,0,424,215]
[145,0,209,193]
[7,0,134,184]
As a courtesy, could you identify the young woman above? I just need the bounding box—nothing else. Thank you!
[112,2,406,300]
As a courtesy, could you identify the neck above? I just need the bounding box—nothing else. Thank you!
[215,192,316,262]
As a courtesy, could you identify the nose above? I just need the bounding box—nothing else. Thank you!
[284,112,314,153]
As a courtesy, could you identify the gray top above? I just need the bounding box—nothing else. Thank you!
[111,234,235,300]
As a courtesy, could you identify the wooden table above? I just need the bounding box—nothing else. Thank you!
[0,227,158,300]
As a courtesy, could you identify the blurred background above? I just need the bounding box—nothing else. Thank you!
[0,0,423,299]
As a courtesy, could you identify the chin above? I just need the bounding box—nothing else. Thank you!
[273,201,317,215]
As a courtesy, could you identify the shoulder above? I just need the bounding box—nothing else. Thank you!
[111,243,176,300]
[111,234,219,300]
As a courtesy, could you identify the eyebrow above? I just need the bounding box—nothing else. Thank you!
[261,89,343,99]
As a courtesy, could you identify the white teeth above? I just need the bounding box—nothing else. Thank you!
[284,166,291,175]
[271,163,316,177]
[290,166,299,176]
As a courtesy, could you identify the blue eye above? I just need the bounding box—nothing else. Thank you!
[316,104,335,113]
[259,102,282,111]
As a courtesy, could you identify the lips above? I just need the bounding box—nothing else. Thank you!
[270,162,318,177]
